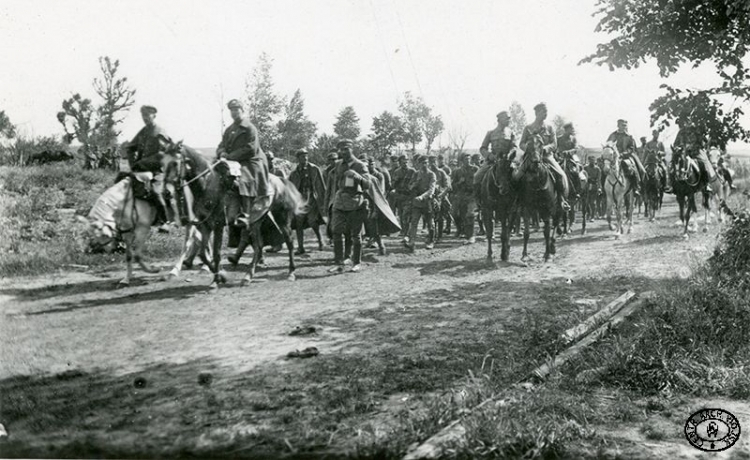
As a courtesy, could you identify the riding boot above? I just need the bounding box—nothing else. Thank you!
[182,185,199,225]
[632,174,642,197]
[235,196,254,227]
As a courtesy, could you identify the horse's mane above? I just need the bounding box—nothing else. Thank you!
[179,145,211,175]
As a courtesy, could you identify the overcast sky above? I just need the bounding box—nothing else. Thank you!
[1,0,746,151]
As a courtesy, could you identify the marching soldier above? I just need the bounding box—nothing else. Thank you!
[126,105,173,233]
[405,154,436,252]
[289,148,327,254]
[452,153,479,244]
[391,155,416,239]
[327,139,370,273]
[429,154,451,242]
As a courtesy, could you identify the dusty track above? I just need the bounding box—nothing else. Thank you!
[0,196,717,379]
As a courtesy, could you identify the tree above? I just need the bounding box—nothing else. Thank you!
[333,106,361,140]
[551,115,568,136]
[423,113,445,153]
[447,125,470,153]
[57,56,135,169]
[370,111,405,156]
[245,52,285,150]
[581,0,750,149]
[92,57,136,149]
[399,92,429,153]
[0,111,16,139]
[508,101,527,141]
[274,89,317,157]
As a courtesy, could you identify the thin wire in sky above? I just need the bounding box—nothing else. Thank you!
[368,0,400,98]
[392,1,424,99]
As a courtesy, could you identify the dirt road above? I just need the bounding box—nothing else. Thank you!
[0,196,726,457]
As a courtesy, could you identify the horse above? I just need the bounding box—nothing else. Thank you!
[670,145,725,238]
[602,143,635,236]
[224,173,307,284]
[560,151,588,235]
[642,156,664,223]
[162,143,308,286]
[160,142,232,289]
[86,172,164,286]
[516,135,561,262]
[477,153,517,262]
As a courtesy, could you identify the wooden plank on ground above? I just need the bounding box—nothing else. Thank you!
[561,290,635,344]
[402,291,653,460]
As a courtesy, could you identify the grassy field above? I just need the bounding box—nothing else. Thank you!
[0,164,183,277]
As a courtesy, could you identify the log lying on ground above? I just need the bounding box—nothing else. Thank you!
[560,290,635,344]
[402,291,652,460]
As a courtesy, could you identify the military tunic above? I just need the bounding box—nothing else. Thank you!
[127,124,171,172]
[451,164,479,238]
[218,118,269,197]
[407,167,436,246]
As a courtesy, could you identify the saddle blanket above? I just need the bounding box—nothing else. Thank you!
[88,178,131,239]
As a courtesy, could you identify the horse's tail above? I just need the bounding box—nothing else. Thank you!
[279,177,309,216]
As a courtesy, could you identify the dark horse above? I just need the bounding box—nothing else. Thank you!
[162,142,307,287]
[477,153,517,262]
[642,156,665,223]
[671,145,724,239]
[516,135,562,262]
[560,151,589,235]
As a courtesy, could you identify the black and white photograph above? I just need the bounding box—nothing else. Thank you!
[1,0,749,458]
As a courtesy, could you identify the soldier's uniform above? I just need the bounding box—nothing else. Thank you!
[329,140,370,269]
[290,149,327,254]
[126,106,173,226]
[430,160,452,241]
[391,158,416,237]
[475,124,515,197]
[606,129,646,191]
[451,157,479,241]
[673,127,717,183]
[406,156,436,250]
[557,131,581,198]
[515,120,571,210]
[218,103,270,226]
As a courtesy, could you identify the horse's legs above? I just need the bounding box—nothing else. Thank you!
[169,225,197,278]
[606,189,615,232]
[521,207,531,261]
[120,232,135,286]
[500,210,510,262]
[312,225,324,251]
[242,225,262,286]
[543,213,553,262]
[295,227,306,254]
[133,223,158,273]
[484,202,494,262]
[282,222,297,281]
[626,192,634,234]
[228,226,250,266]
[209,225,227,289]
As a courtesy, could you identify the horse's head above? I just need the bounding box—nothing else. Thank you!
[525,134,545,168]
[161,140,186,184]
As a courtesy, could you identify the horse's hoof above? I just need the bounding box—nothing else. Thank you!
[485,256,493,264]
[182,262,193,270]
[227,256,239,267]
[208,282,219,292]
[117,279,129,287]
[240,276,252,286]
[683,233,689,240]
[287,272,296,282]
[200,265,211,273]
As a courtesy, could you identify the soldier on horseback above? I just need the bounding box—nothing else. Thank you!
[645,129,670,192]
[125,105,174,233]
[514,103,571,212]
[475,111,515,202]
[557,122,582,200]
[672,125,718,186]
[606,119,645,197]
[217,99,272,228]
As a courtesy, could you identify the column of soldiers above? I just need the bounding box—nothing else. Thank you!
[124,99,736,275]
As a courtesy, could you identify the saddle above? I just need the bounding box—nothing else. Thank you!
[131,172,155,200]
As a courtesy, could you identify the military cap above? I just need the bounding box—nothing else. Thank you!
[588,156,596,162]
[266,151,275,159]
[295,148,309,157]
[563,122,574,129]
[227,99,243,110]
[496,110,510,119]
[617,119,628,124]
[327,151,339,160]
[397,154,407,161]
[337,139,354,149]
[140,105,157,114]
[534,102,547,112]
[471,152,481,158]
[413,154,425,163]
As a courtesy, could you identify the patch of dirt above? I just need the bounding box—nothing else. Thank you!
[0,196,732,456]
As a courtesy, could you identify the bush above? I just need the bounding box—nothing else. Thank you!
[569,202,750,397]
[0,135,73,167]
[0,164,182,277]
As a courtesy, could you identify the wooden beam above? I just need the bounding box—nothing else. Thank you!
[560,290,635,344]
